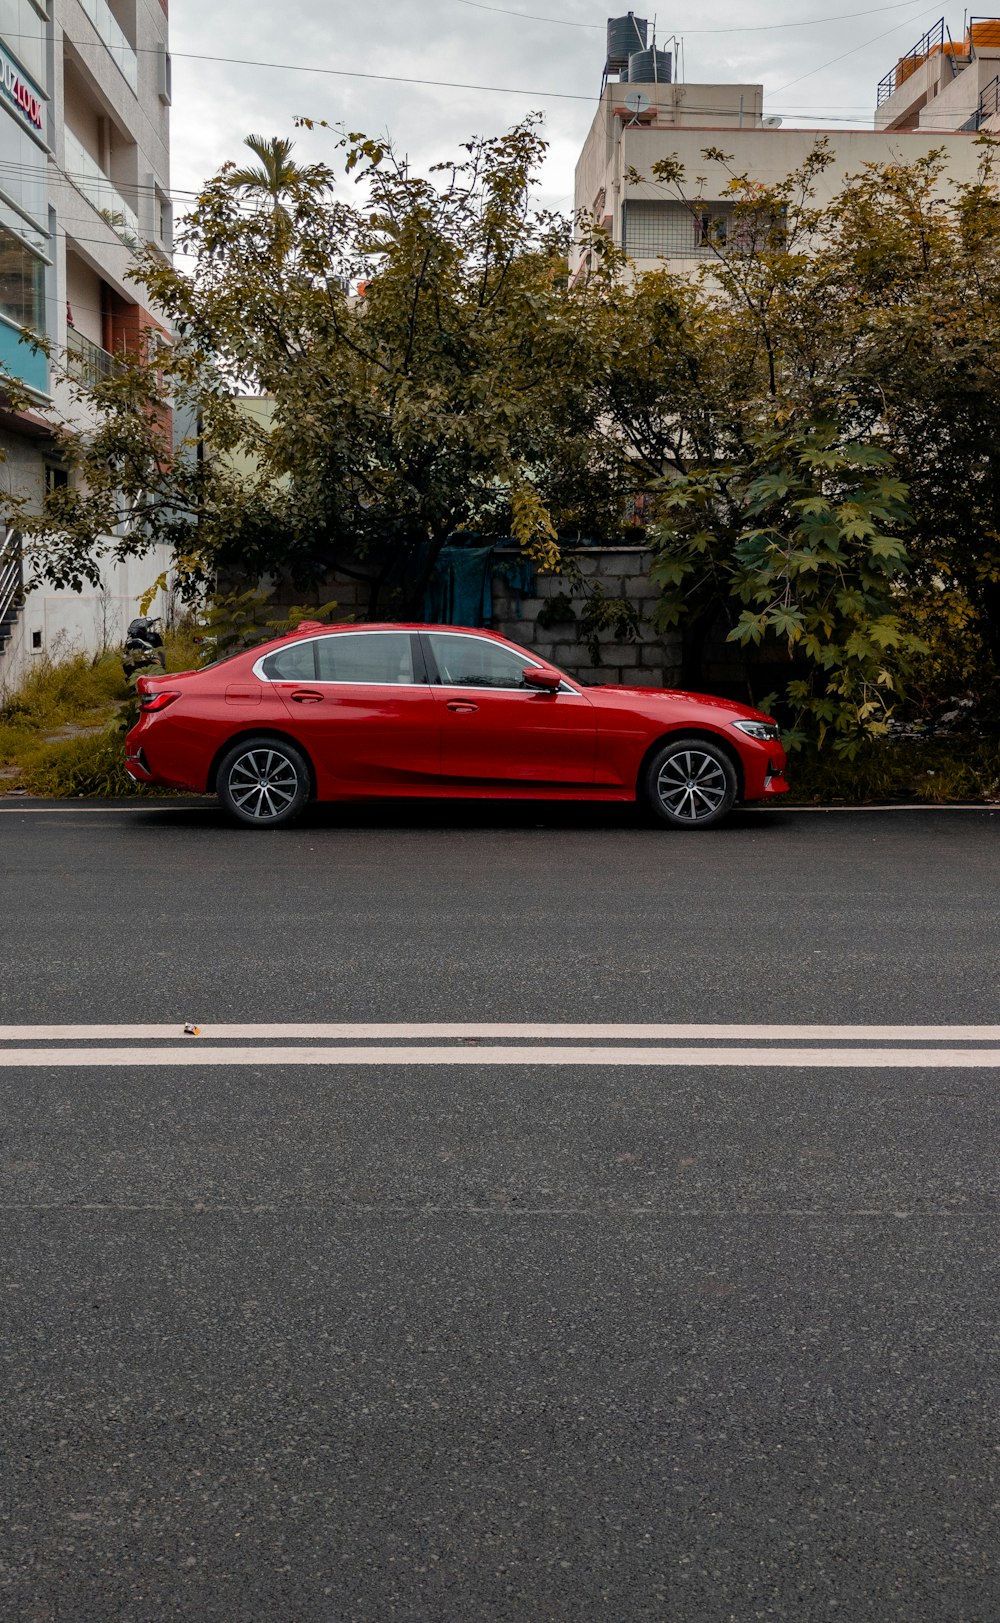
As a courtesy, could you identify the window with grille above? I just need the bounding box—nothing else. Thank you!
[623,201,734,261]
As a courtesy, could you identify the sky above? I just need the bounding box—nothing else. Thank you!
[166,0,964,216]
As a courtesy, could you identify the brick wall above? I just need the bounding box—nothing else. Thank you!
[491,547,682,688]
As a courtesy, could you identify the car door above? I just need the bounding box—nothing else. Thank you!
[421,630,596,787]
[263,630,441,791]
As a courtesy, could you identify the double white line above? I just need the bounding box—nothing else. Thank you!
[1,1023,999,1068]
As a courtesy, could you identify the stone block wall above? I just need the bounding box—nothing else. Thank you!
[491,547,682,688]
[267,546,682,689]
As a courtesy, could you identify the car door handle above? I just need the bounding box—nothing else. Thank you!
[289,689,324,703]
[446,701,478,713]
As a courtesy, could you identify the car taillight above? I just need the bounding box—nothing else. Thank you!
[139,691,180,712]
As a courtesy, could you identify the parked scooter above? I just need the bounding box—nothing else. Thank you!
[122,616,166,680]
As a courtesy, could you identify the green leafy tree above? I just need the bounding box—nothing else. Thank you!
[651,417,923,753]
[593,137,1000,744]
[19,120,626,617]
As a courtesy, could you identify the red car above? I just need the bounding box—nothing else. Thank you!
[125,622,788,829]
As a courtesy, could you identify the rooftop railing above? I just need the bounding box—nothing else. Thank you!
[78,0,138,93]
[877,17,953,106]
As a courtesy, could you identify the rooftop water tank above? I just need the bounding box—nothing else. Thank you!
[626,46,672,84]
[606,13,648,73]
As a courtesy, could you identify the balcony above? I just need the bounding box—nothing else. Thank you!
[64,131,141,248]
[78,0,138,94]
[66,325,117,388]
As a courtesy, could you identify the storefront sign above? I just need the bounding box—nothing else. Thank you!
[0,48,43,132]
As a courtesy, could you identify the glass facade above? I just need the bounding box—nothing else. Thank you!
[0,117,46,225]
[0,0,48,391]
[0,0,46,85]
[0,217,43,327]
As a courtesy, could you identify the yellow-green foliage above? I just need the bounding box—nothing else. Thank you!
[1,652,128,731]
[0,633,202,795]
[20,728,137,797]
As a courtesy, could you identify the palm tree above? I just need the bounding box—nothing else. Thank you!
[225,135,305,214]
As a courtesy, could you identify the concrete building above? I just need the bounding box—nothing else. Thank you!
[0,0,173,694]
[875,16,1000,135]
[571,13,998,284]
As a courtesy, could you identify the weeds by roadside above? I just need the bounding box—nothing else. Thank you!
[787,738,1000,804]
[0,632,203,797]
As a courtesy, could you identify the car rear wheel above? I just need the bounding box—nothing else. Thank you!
[642,737,737,829]
[217,737,311,828]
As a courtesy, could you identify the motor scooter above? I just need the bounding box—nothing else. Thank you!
[122,615,166,680]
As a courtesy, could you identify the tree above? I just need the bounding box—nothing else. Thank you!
[589,137,1000,746]
[224,134,308,209]
[18,120,627,617]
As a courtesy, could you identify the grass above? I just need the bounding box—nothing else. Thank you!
[0,631,204,797]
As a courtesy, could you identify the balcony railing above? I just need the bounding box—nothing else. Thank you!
[78,0,138,93]
[66,325,117,389]
[64,130,141,248]
[877,17,954,105]
[980,72,1000,124]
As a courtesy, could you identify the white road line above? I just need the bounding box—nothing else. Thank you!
[1,1045,1000,1068]
[0,802,995,815]
[3,1023,1000,1042]
[0,805,183,813]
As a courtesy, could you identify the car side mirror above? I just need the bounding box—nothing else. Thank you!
[523,667,561,691]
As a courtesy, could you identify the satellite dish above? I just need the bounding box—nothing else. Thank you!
[624,89,650,117]
[762,116,783,128]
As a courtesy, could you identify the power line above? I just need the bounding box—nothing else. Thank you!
[453,0,945,32]
[454,1,601,27]
[772,2,942,93]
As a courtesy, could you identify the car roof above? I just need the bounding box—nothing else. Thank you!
[285,621,510,640]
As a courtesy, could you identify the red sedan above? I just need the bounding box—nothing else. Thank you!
[125,622,788,829]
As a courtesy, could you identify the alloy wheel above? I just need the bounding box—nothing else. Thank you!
[655,749,730,824]
[226,748,301,822]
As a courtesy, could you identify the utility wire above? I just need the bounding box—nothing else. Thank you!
[454,0,945,31]
[772,2,942,92]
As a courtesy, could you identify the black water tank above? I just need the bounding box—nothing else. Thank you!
[625,46,672,83]
[606,13,648,72]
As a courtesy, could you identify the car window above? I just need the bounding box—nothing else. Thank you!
[315,632,416,685]
[261,641,318,681]
[426,633,535,689]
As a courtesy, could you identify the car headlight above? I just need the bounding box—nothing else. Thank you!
[731,718,782,742]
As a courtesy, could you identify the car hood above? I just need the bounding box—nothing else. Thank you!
[583,684,774,722]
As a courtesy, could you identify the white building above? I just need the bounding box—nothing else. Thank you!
[875,17,1000,135]
[571,13,998,284]
[0,0,172,693]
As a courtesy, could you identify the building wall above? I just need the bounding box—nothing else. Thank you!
[0,0,174,696]
[573,112,988,279]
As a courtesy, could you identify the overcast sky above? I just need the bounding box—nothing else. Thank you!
[167,0,958,214]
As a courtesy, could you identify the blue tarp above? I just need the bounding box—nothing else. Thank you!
[422,541,537,627]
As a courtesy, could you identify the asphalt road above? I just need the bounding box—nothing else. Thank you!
[1,801,999,1621]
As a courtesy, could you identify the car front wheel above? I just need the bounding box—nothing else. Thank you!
[642,737,738,829]
[217,737,311,828]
